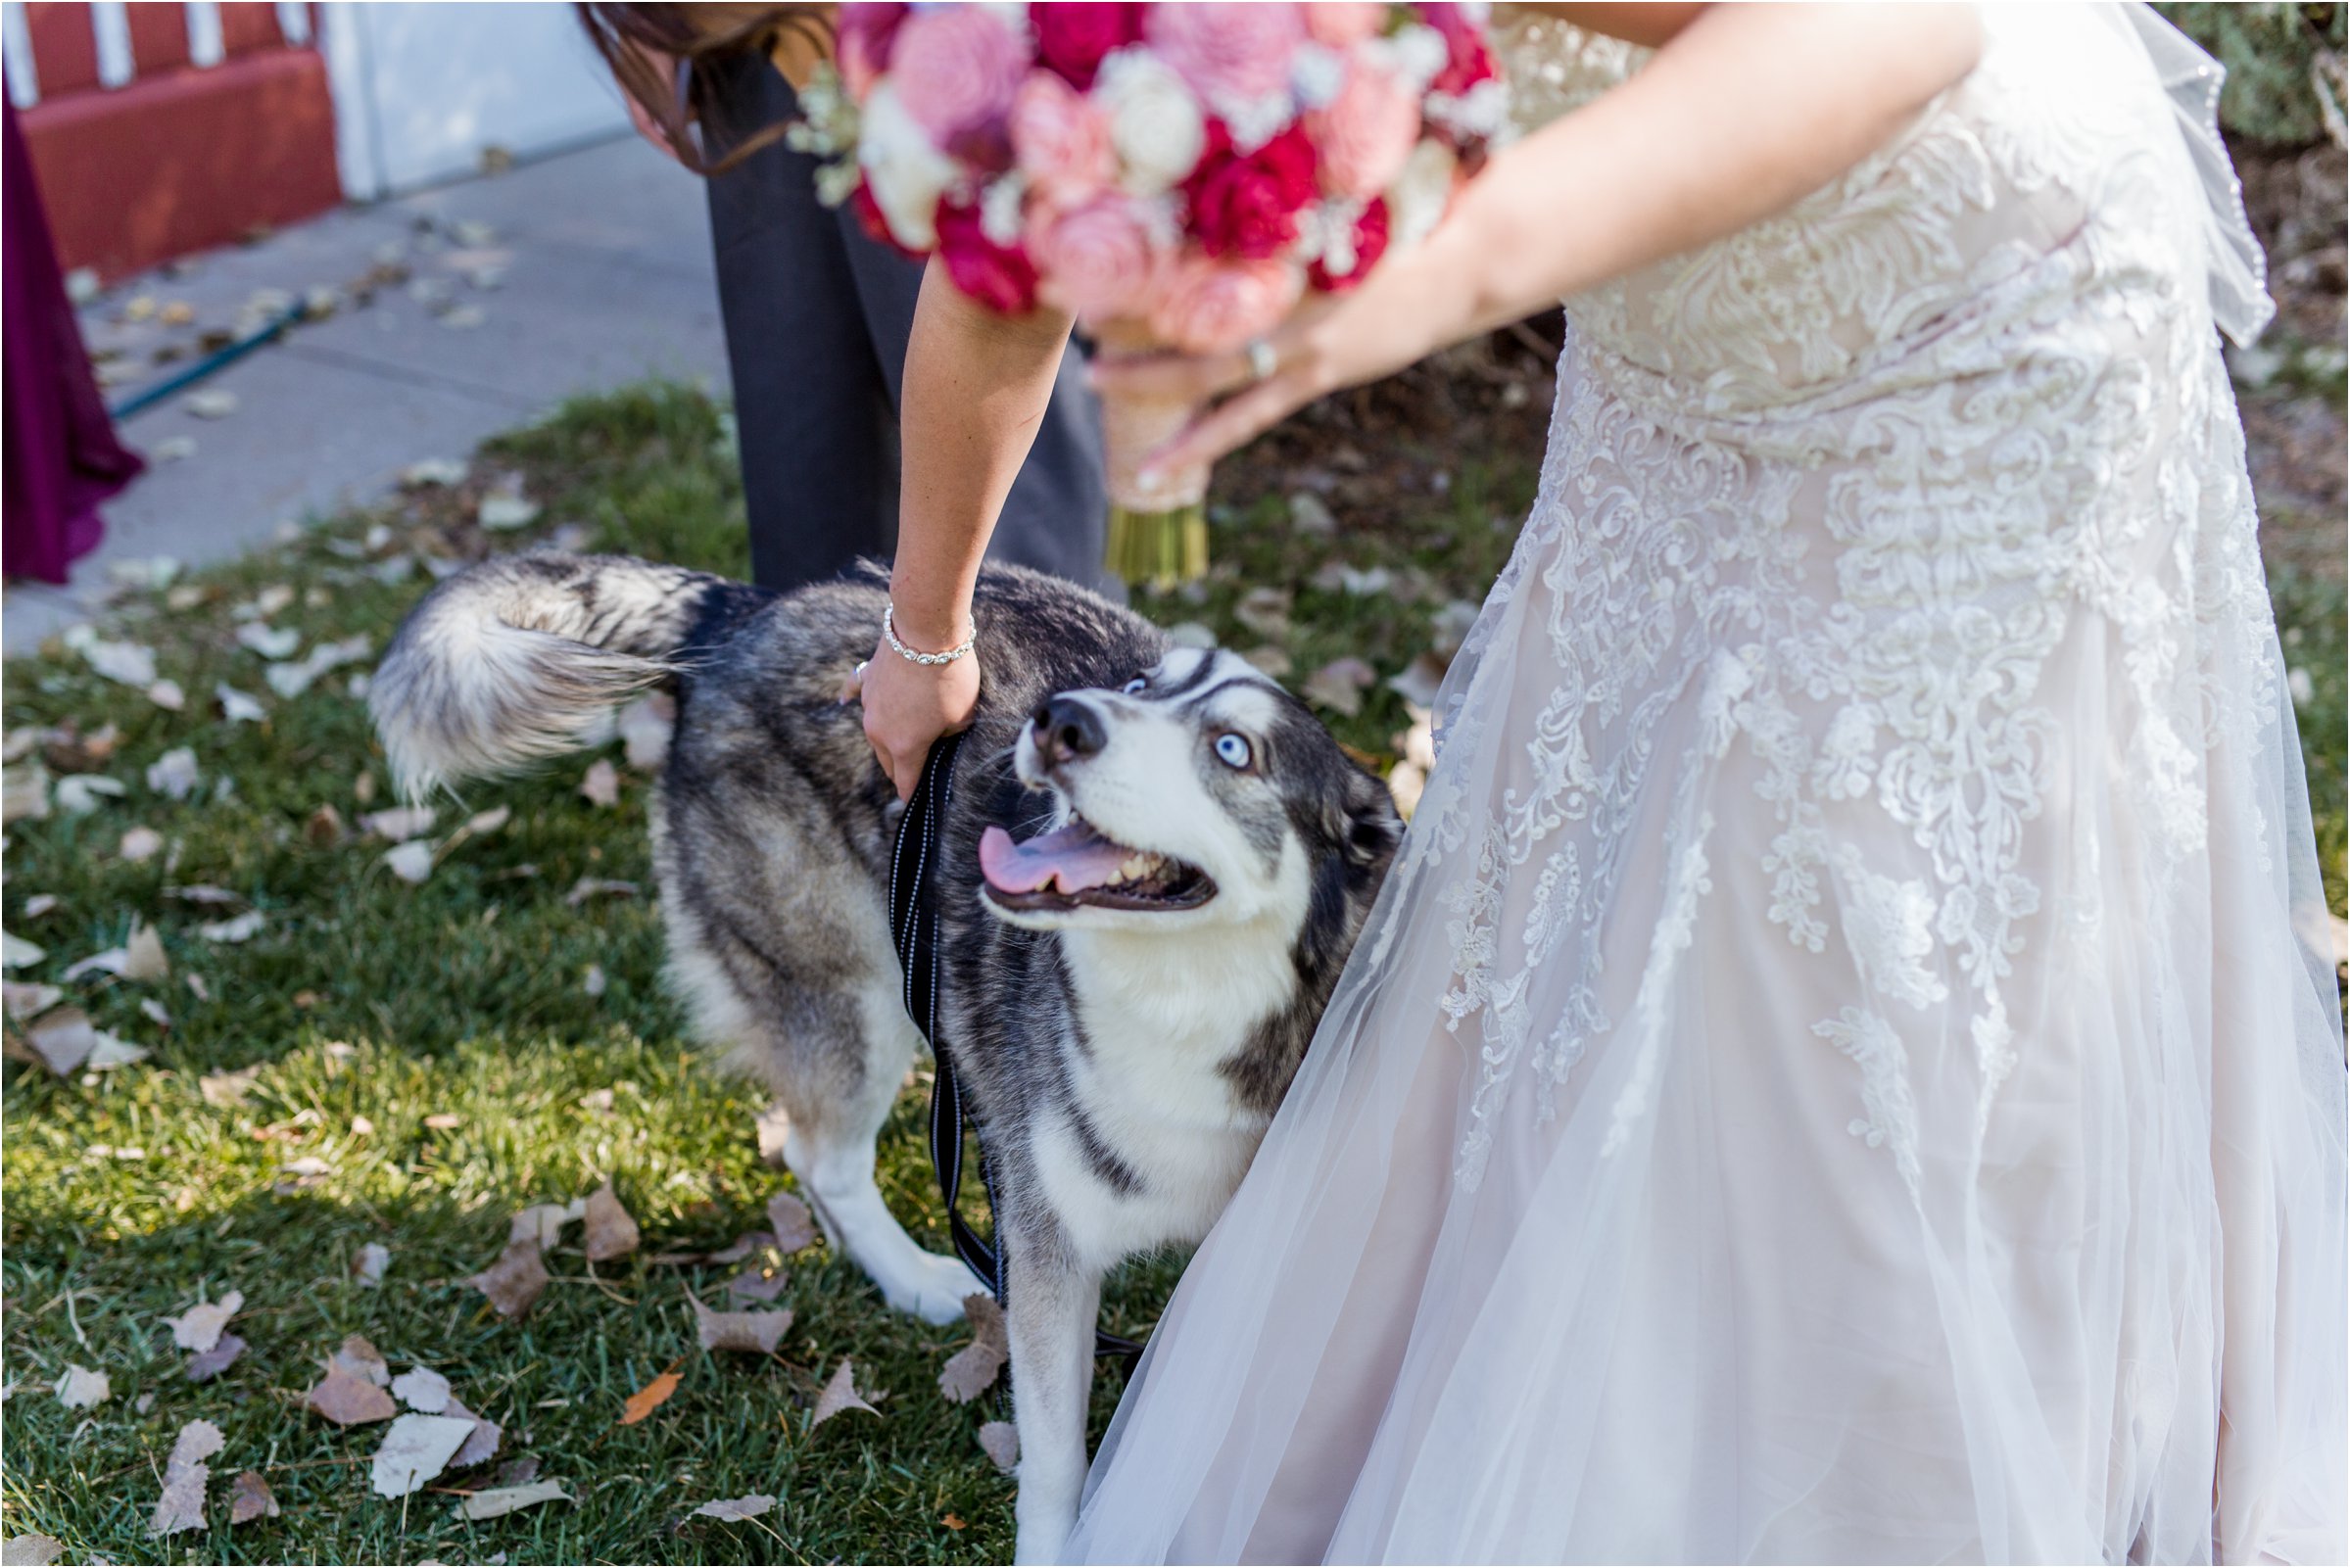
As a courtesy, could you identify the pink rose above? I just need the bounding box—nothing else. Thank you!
[836,4,906,103]
[1148,253,1303,354]
[1307,61,1418,199]
[1303,3,1385,47]
[1009,71,1115,209]
[1031,197,1165,321]
[887,6,1028,142]
[1144,4,1305,108]
[936,200,1039,314]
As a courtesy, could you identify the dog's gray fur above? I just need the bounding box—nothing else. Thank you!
[370,551,1401,1559]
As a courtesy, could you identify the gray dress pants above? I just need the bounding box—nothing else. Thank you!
[699,53,1109,594]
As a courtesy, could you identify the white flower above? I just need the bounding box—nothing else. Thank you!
[1095,48,1207,197]
[1385,138,1459,252]
[1428,79,1511,143]
[858,83,957,251]
[980,174,1029,249]
[1291,42,1345,110]
[1375,24,1451,92]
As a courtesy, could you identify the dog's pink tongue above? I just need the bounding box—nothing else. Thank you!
[980,823,1127,895]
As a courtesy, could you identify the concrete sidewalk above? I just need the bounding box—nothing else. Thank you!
[5,132,728,653]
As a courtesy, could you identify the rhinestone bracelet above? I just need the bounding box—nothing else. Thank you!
[883,603,977,667]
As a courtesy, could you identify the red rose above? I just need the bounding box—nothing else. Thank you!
[1310,197,1390,293]
[935,200,1039,313]
[1030,3,1146,90]
[848,179,922,260]
[1185,122,1319,261]
[1417,3,1498,93]
[837,4,907,100]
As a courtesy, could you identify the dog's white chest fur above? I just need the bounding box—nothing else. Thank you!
[1033,919,1296,1272]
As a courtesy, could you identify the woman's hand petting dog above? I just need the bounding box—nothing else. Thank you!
[856,639,982,801]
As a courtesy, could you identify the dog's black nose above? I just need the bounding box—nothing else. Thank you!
[1031,694,1106,765]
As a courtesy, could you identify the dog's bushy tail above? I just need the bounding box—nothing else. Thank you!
[369,550,739,799]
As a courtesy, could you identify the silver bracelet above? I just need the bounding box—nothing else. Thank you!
[883,602,976,667]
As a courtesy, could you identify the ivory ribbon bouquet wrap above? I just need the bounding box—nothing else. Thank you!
[791,1,1509,587]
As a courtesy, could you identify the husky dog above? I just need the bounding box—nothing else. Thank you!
[369,551,1402,1559]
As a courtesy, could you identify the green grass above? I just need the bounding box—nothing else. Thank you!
[2,380,2339,1565]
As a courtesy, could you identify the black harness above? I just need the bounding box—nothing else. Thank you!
[885,732,1143,1362]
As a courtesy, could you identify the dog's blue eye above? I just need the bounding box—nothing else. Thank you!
[1214,734,1252,770]
[1123,676,1147,694]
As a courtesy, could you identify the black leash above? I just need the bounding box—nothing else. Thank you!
[886,733,1143,1362]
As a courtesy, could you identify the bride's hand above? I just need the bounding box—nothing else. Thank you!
[1089,286,1428,487]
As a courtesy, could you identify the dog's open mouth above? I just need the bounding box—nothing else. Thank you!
[978,818,1217,912]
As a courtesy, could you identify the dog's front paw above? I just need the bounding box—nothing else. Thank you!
[881,1249,985,1324]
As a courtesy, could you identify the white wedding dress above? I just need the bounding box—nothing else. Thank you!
[1065,6,2346,1562]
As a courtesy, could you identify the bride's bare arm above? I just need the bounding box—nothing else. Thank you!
[1099,2,1982,480]
[859,259,1074,800]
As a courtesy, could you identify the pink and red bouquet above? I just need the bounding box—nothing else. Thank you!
[792,2,1507,585]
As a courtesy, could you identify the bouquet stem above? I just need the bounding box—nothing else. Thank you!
[1093,319,1212,592]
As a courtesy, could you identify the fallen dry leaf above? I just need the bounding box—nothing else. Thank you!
[316,1336,400,1398]
[353,1242,390,1286]
[1,1535,64,1565]
[236,623,300,661]
[477,491,540,531]
[578,759,621,808]
[227,1470,278,1525]
[370,1411,476,1497]
[3,981,63,1021]
[199,1064,262,1107]
[305,1365,397,1426]
[469,1238,551,1319]
[937,1294,1007,1404]
[618,1361,684,1426]
[2,763,49,826]
[186,1333,247,1382]
[392,1365,453,1414]
[691,1494,776,1522]
[72,630,159,688]
[810,1358,876,1429]
[147,680,186,712]
[24,1009,98,1076]
[21,895,56,919]
[0,932,40,970]
[86,1029,147,1070]
[978,1419,1020,1472]
[564,878,640,907]
[53,774,126,816]
[381,840,436,884]
[1385,651,1449,709]
[422,1113,462,1130]
[216,685,266,724]
[359,806,435,841]
[766,1192,820,1254]
[1234,585,1293,641]
[508,1199,583,1250]
[125,924,171,978]
[446,1394,502,1469]
[119,826,165,862]
[582,1181,640,1261]
[165,1289,243,1353]
[149,1417,223,1539]
[583,964,607,998]
[691,1297,793,1355]
[146,747,200,801]
[197,911,265,943]
[1301,656,1378,718]
[55,1364,110,1409]
[458,1479,571,1521]
[727,1267,788,1304]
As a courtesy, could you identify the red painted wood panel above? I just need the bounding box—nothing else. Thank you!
[217,2,284,58]
[21,48,342,280]
[124,3,192,73]
[25,2,101,97]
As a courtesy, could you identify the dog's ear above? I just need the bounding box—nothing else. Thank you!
[1338,764,1405,867]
